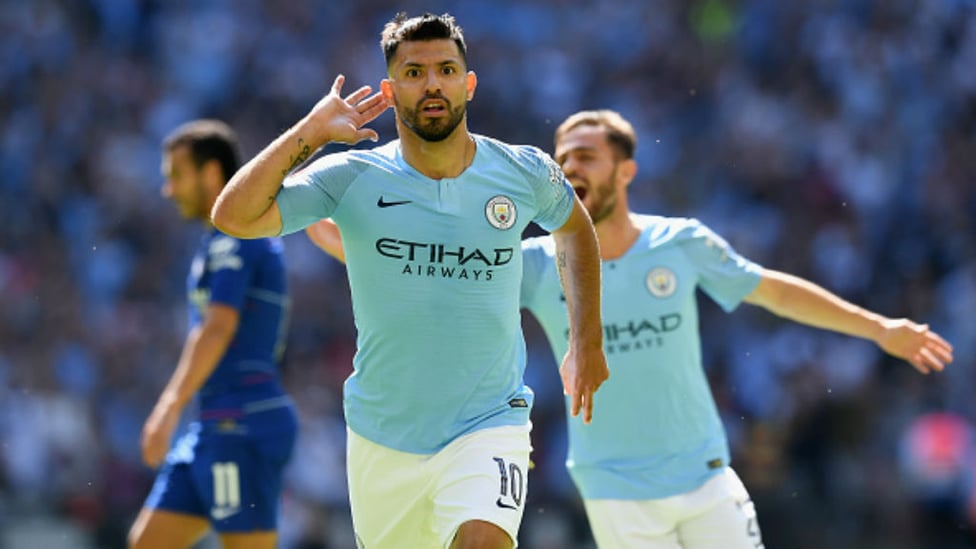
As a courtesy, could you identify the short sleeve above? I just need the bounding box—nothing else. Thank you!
[206,235,259,310]
[681,220,763,312]
[276,153,360,236]
[520,147,575,232]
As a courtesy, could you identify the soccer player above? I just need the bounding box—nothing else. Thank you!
[210,12,608,549]
[521,110,954,548]
[307,109,955,548]
[128,120,298,549]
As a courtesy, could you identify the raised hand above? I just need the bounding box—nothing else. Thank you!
[306,74,389,146]
[876,318,954,374]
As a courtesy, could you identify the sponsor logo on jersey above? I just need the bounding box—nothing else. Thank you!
[646,267,677,298]
[562,313,683,354]
[485,195,517,230]
[375,238,515,282]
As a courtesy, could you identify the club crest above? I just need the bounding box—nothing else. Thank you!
[646,267,677,298]
[485,195,517,230]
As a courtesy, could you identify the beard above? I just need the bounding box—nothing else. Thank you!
[579,165,620,225]
[396,95,466,142]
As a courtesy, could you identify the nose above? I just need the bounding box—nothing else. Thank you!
[424,71,442,94]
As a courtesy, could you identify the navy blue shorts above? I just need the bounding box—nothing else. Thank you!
[144,404,298,532]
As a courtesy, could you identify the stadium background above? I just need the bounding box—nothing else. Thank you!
[2,0,975,547]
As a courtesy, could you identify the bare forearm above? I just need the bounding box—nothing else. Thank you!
[157,324,233,413]
[212,119,326,238]
[212,76,388,237]
[553,222,604,351]
[306,219,346,263]
[748,270,885,342]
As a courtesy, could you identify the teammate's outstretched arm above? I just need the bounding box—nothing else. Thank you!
[306,219,346,263]
[550,197,609,424]
[742,269,954,374]
[212,75,388,238]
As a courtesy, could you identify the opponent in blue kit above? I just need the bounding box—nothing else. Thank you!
[211,13,608,549]
[518,110,953,548]
[129,120,297,549]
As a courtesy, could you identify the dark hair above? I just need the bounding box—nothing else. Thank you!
[381,12,467,70]
[555,110,637,161]
[162,119,241,183]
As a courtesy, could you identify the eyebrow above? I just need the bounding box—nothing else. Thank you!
[555,145,598,162]
[401,59,461,70]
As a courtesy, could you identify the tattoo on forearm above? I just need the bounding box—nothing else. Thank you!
[281,138,311,176]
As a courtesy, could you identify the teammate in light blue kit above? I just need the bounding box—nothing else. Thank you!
[520,110,954,548]
[211,13,608,549]
[129,120,297,549]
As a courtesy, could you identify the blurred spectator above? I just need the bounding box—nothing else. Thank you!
[2,1,973,547]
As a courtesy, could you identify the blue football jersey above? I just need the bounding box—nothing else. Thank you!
[276,135,575,454]
[521,214,763,499]
[148,229,297,530]
[187,231,291,417]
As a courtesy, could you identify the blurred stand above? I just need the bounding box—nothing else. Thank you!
[1,1,974,547]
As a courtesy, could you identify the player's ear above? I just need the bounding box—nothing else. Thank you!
[380,79,395,102]
[202,159,225,191]
[466,71,477,102]
[618,159,638,187]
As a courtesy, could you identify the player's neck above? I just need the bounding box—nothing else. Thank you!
[398,124,476,180]
[596,209,641,261]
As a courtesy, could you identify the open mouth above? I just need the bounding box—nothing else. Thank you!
[573,186,587,200]
[421,101,447,115]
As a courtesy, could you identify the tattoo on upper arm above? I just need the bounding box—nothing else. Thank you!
[556,251,568,276]
[281,138,311,176]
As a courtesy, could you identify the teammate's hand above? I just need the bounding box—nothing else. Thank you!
[876,318,954,374]
[140,404,180,469]
[305,74,389,146]
[560,345,609,424]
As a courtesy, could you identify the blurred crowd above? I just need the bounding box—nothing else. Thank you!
[2,0,975,547]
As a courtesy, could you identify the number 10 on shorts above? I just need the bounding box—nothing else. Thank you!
[492,457,523,510]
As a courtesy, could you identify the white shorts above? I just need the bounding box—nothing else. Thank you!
[347,423,532,549]
[584,467,763,549]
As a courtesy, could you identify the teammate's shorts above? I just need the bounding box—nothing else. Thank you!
[145,404,298,532]
[583,467,763,549]
[347,422,532,548]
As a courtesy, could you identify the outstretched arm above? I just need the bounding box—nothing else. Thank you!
[211,75,388,238]
[551,198,609,424]
[306,219,346,263]
[743,269,954,374]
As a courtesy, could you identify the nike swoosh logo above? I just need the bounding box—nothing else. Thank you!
[377,196,412,208]
[210,507,241,520]
[496,497,518,510]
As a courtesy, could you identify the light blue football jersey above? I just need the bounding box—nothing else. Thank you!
[277,135,575,454]
[521,214,763,499]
